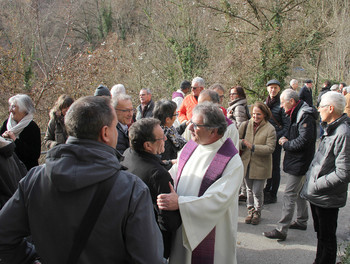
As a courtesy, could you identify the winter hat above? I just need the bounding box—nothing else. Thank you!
[94,85,111,97]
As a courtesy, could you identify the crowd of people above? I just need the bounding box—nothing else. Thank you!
[0,77,349,264]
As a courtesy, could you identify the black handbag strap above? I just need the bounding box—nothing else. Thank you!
[67,173,118,264]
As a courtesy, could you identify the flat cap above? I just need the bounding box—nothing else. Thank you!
[266,79,281,87]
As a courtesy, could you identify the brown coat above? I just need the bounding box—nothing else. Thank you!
[239,119,276,180]
[344,93,350,117]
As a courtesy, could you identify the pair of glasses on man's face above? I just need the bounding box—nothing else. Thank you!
[189,120,218,130]
[116,108,135,113]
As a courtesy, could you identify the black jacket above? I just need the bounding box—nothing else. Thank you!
[116,123,129,154]
[0,137,164,264]
[299,86,313,107]
[1,119,41,170]
[121,148,181,258]
[0,141,27,209]
[266,96,290,140]
[282,101,318,176]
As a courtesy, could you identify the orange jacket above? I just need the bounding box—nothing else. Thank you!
[178,95,198,123]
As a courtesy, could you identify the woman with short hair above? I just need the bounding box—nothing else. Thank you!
[1,94,41,170]
[44,94,74,149]
[239,102,276,225]
[153,99,187,166]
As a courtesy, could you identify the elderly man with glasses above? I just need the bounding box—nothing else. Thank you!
[112,94,134,154]
[301,91,350,264]
[157,102,243,264]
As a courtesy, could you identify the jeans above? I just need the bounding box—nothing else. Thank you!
[310,203,339,264]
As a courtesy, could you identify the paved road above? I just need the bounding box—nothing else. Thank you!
[236,167,350,264]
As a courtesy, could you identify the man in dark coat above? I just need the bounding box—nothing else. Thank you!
[264,79,290,203]
[301,91,350,264]
[135,88,155,120]
[121,118,181,258]
[0,96,164,264]
[112,94,133,154]
[299,79,314,107]
[264,89,317,241]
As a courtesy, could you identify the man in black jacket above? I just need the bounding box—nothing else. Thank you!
[121,118,181,258]
[299,79,314,107]
[264,79,290,204]
[112,94,133,154]
[0,96,164,264]
[264,89,317,241]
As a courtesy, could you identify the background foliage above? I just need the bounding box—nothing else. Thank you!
[1,0,349,129]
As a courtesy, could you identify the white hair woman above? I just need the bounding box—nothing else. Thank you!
[1,94,41,170]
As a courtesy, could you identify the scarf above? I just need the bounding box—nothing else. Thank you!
[6,113,33,138]
[266,93,280,109]
[162,125,187,150]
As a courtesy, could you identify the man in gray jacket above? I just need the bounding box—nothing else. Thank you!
[301,91,350,264]
[0,96,164,264]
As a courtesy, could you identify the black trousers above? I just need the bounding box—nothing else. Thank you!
[265,143,281,197]
[310,203,339,264]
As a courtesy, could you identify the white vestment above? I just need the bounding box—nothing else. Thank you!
[169,138,243,264]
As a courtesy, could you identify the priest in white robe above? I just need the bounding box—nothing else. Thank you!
[157,102,244,264]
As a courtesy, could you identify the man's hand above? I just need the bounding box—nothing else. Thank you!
[279,136,288,146]
[157,182,179,211]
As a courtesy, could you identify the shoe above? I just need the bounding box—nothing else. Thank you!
[239,194,247,202]
[251,210,261,225]
[264,195,277,204]
[289,221,307,230]
[263,229,287,241]
[245,207,255,224]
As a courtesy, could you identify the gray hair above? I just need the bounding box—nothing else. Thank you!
[110,84,126,98]
[153,99,177,126]
[111,94,132,109]
[129,118,160,152]
[330,84,339,91]
[193,102,227,135]
[199,90,220,104]
[65,96,114,141]
[320,91,346,115]
[9,94,35,115]
[140,88,152,95]
[192,77,205,87]
[345,86,350,93]
[281,89,299,102]
[290,79,298,86]
[209,83,225,93]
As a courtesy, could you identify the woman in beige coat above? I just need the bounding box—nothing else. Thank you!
[239,102,276,225]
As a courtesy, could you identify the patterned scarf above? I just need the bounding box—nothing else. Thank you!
[162,125,187,149]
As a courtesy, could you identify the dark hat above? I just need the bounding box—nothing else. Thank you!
[304,79,313,84]
[266,79,281,87]
[94,85,111,97]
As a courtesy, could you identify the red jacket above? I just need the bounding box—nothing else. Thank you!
[178,95,198,123]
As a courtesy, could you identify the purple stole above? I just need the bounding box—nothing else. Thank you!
[176,138,238,264]
[172,91,184,99]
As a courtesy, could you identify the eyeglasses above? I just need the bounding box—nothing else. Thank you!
[189,120,217,130]
[230,93,238,95]
[191,86,201,90]
[318,105,330,109]
[153,135,167,141]
[219,95,225,99]
[116,108,135,113]
[173,113,179,117]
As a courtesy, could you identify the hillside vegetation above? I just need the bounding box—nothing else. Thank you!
[1,0,349,130]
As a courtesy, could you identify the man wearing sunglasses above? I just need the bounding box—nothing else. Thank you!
[178,77,205,124]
